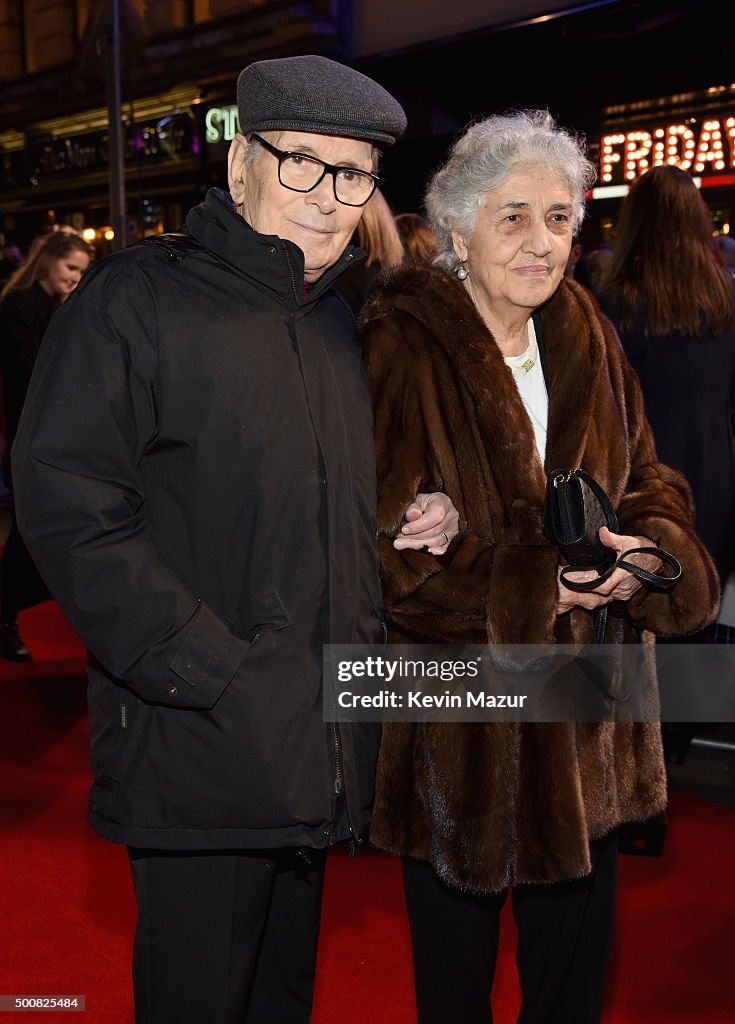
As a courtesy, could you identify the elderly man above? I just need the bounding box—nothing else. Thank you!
[12,56,455,1024]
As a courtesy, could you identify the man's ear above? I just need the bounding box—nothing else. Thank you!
[451,231,468,262]
[227,134,249,204]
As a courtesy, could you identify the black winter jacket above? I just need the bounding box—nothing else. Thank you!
[598,286,735,584]
[0,281,59,454]
[13,189,384,850]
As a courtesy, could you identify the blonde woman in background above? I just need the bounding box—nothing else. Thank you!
[0,229,93,659]
[337,187,405,317]
[395,211,439,264]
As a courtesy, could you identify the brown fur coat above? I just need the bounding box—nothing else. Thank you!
[360,264,720,894]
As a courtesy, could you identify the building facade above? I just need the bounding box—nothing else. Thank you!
[0,0,345,251]
[1,1,732,250]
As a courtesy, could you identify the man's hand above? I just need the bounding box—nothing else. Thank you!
[556,526,662,615]
[394,492,460,554]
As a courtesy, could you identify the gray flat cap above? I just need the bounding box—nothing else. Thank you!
[237,55,407,148]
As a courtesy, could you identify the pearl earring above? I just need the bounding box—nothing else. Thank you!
[455,263,469,280]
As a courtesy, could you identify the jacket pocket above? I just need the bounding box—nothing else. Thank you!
[237,589,291,643]
[112,695,149,785]
[88,665,150,788]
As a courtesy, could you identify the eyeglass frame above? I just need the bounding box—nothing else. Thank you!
[247,132,383,207]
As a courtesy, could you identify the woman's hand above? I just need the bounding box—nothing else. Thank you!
[556,526,663,615]
[394,492,460,554]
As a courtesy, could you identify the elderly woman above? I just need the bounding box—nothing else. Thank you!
[359,110,720,1024]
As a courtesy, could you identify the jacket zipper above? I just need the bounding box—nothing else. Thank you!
[326,677,350,845]
[283,241,355,842]
[332,722,344,798]
[281,241,300,305]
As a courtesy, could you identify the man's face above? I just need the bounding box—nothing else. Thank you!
[229,130,375,283]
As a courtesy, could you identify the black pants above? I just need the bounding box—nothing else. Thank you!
[402,831,618,1024]
[127,846,327,1024]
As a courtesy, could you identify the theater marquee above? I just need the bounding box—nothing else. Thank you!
[599,114,735,188]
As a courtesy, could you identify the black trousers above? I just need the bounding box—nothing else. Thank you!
[127,846,327,1024]
[402,831,618,1024]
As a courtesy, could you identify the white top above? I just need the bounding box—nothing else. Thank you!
[503,318,548,465]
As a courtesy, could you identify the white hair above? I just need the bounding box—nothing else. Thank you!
[425,109,597,272]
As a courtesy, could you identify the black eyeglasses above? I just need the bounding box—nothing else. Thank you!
[248,133,382,207]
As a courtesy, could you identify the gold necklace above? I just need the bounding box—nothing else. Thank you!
[504,321,537,378]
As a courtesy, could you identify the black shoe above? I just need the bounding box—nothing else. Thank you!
[0,620,32,661]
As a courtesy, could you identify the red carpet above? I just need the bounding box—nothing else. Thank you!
[1,601,733,1023]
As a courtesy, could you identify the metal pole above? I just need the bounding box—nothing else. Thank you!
[105,0,127,250]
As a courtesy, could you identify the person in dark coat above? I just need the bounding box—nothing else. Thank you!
[11,56,457,1024]
[0,229,93,660]
[598,163,735,769]
[598,166,735,601]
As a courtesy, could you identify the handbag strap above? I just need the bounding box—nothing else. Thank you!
[582,605,646,704]
[560,545,682,593]
[551,472,682,707]
[562,544,682,705]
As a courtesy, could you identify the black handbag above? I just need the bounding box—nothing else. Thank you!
[543,468,620,585]
[543,468,683,702]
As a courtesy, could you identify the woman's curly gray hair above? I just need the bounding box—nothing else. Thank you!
[425,109,597,272]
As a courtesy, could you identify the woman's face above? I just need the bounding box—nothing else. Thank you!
[42,249,91,300]
[454,164,574,323]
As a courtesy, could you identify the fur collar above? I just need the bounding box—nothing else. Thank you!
[362,263,620,518]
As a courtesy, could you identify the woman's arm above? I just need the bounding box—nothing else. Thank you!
[364,313,559,644]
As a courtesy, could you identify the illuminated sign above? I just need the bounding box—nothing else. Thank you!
[205,106,239,144]
[599,114,735,185]
[18,111,196,184]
